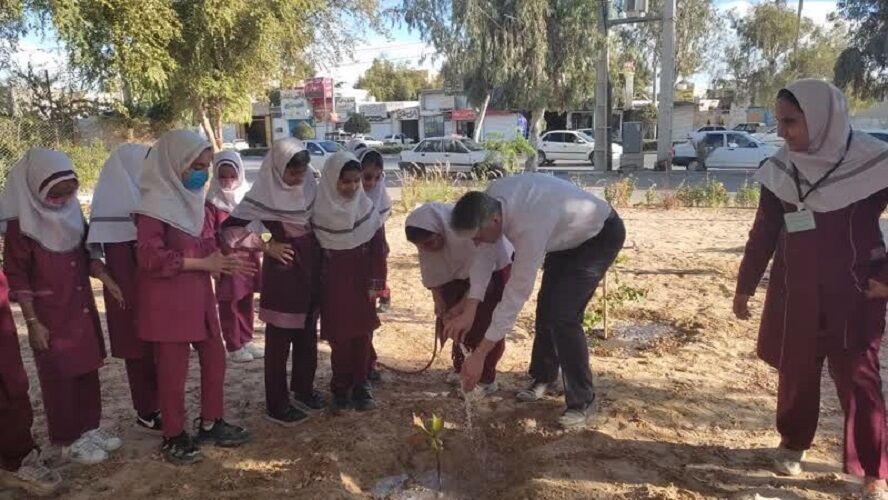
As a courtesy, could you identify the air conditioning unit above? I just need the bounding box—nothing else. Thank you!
[625,0,647,16]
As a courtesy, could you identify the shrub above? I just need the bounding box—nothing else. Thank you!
[396,166,488,213]
[59,140,109,191]
[483,132,535,173]
[643,184,659,207]
[343,113,371,135]
[604,177,636,207]
[702,178,729,207]
[294,121,315,140]
[378,144,409,155]
[734,179,761,208]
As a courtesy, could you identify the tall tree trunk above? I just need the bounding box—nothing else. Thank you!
[200,108,219,152]
[473,91,491,142]
[213,106,224,151]
[794,0,803,52]
[524,106,546,173]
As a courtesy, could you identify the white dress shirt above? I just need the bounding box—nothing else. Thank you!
[482,173,613,342]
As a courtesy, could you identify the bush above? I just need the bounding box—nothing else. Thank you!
[59,140,109,191]
[734,179,761,208]
[483,132,534,173]
[343,113,371,135]
[378,144,409,155]
[643,184,659,207]
[604,177,636,207]
[295,121,315,140]
[396,166,488,213]
[702,178,729,207]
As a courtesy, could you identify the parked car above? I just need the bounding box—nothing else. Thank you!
[399,136,498,175]
[672,131,778,170]
[753,126,784,146]
[733,122,766,134]
[304,139,344,174]
[350,134,384,148]
[384,133,415,145]
[222,138,249,151]
[864,129,888,143]
[536,130,622,166]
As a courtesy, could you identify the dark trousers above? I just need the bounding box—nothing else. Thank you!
[529,212,626,409]
[0,378,36,471]
[777,335,888,478]
[124,356,159,417]
[330,335,372,393]
[265,324,318,415]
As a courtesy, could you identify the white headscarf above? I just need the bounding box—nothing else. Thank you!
[355,147,392,223]
[755,79,888,212]
[134,129,212,237]
[0,148,85,252]
[230,137,317,225]
[207,150,250,213]
[87,143,150,245]
[312,151,380,250]
[406,202,476,288]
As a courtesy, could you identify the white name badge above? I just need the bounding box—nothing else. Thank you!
[784,208,816,233]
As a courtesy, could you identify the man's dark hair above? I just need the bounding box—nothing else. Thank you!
[776,89,802,112]
[405,225,437,243]
[451,191,501,232]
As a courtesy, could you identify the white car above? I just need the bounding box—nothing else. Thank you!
[351,135,384,148]
[864,129,888,143]
[536,130,622,167]
[304,139,344,174]
[222,139,249,151]
[399,136,497,175]
[672,131,778,171]
[384,133,415,145]
[753,126,784,147]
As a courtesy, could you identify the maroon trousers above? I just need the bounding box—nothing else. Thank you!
[124,357,159,417]
[39,370,101,446]
[264,324,318,415]
[777,336,888,478]
[0,381,36,471]
[219,294,254,353]
[330,336,372,393]
[153,339,225,438]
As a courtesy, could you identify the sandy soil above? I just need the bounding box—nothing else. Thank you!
[3,208,881,499]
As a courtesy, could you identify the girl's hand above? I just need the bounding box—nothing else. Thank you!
[368,289,381,301]
[264,240,295,265]
[103,277,126,309]
[204,250,257,277]
[27,320,50,352]
[733,293,751,320]
[865,278,888,299]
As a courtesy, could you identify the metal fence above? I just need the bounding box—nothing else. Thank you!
[0,116,76,185]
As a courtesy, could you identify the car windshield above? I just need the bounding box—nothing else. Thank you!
[320,141,341,153]
[579,131,595,142]
[460,138,485,151]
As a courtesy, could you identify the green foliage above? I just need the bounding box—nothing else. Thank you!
[413,413,445,490]
[676,179,729,207]
[294,121,315,140]
[355,58,434,101]
[643,184,659,207]
[734,180,761,208]
[483,132,534,173]
[834,0,888,100]
[604,177,636,208]
[343,113,371,135]
[58,140,108,191]
[397,168,487,213]
[583,283,648,331]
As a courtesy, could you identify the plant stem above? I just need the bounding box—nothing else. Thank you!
[436,452,442,491]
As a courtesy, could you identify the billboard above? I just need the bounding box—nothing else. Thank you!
[280,88,311,120]
[335,96,356,117]
[304,78,333,99]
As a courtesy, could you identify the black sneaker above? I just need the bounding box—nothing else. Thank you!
[293,390,327,412]
[330,390,351,413]
[264,405,309,427]
[194,419,250,448]
[352,384,377,412]
[368,368,382,382]
[136,410,163,433]
[161,432,202,466]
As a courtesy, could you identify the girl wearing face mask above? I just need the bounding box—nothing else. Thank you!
[0,149,123,465]
[86,143,163,435]
[222,138,323,426]
[312,151,385,412]
[206,151,263,364]
[405,203,513,396]
[734,80,888,498]
[134,130,256,465]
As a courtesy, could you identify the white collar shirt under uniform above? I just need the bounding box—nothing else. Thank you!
[482,173,613,342]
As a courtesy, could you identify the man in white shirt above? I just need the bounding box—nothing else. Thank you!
[446,173,625,428]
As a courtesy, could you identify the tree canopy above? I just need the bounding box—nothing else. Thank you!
[834,0,888,99]
[355,58,433,101]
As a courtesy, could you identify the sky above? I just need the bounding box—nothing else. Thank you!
[13,0,839,91]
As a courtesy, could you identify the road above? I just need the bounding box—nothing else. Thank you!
[242,153,762,199]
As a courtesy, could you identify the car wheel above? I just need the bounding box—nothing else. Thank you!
[688,160,706,172]
[589,152,595,165]
[537,151,547,166]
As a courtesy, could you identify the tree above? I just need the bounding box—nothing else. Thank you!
[295,121,315,140]
[834,0,888,99]
[355,58,433,101]
[343,113,371,134]
[0,1,26,71]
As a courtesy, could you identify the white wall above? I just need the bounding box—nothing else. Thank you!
[480,114,520,140]
[370,122,393,139]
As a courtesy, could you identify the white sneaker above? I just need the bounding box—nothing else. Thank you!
[4,448,63,496]
[445,371,461,386]
[481,381,499,395]
[84,428,122,452]
[61,436,107,465]
[229,348,254,363]
[773,448,805,476]
[245,343,264,359]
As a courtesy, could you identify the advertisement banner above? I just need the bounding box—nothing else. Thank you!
[304,77,333,99]
[335,96,356,117]
[392,107,420,121]
[452,109,476,121]
[281,89,312,120]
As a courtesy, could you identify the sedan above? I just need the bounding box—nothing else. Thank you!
[672,131,778,170]
[399,136,498,175]
[304,140,344,174]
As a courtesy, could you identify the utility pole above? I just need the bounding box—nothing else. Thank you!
[593,0,610,172]
[655,0,676,171]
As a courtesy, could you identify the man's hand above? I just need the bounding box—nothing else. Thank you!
[460,349,485,391]
[865,278,888,299]
[443,298,480,343]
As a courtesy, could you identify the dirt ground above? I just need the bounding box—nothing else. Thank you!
[3,208,882,499]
